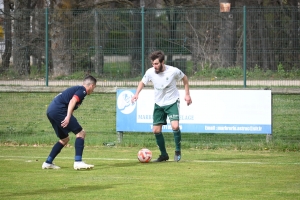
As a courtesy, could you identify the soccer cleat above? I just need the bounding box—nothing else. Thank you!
[174,151,181,162]
[73,161,94,170]
[42,162,60,169]
[152,154,169,162]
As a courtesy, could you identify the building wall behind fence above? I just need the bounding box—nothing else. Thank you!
[0,7,299,87]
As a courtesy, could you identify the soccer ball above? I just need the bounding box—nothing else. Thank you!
[137,148,152,163]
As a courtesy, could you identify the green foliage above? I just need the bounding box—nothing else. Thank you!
[2,59,300,81]
[55,71,88,80]
[277,62,286,77]
[53,61,132,80]
[183,60,300,81]
[29,65,46,79]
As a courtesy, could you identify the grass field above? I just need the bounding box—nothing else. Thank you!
[0,146,299,200]
[0,92,299,199]
[0,92,299,150]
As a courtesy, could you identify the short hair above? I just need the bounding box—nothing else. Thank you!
[149,50,165,63]
[83,75,97,85]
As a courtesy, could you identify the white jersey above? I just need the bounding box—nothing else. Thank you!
[142,65,185,106]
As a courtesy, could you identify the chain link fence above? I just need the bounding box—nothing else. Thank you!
[0,6,299,88]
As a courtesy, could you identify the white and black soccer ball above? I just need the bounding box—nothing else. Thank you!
[137,148,152,163]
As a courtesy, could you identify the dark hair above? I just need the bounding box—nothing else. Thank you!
[150,50,165,63]
[84,75,97,85]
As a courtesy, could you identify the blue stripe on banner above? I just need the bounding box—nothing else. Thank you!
[117,123,271,134]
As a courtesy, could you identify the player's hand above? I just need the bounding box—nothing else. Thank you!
[61,117,70,128]
[185,95,192,106]
[131,95,138,103]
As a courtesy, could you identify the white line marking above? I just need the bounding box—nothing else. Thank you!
[0,156,299,165]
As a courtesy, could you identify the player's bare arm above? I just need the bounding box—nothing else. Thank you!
[131,81,145,103]
[182,75,192,106]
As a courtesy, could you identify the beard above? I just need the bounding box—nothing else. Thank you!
[155,63,163,74]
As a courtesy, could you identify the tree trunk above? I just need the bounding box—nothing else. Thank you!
[130,0,142,76]
[93,10,103,75]
[50,1,73,77]
[219,0,236,68]
[13,0,31,76]
[1,0,12,73]
[166,7,178,66]
[31,0,45,72]
[257,6,269,71]
[191,2,199,72]
[290,0,299,68]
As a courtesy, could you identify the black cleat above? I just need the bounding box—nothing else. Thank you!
[174,151,181,162]
[153,154,169,162]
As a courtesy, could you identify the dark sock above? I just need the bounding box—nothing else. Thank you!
[155,133,167,156]
[173,129,181,151]
[46,142,64,164]
[75,137,84,161]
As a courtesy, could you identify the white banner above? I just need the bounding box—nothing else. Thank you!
[116,89,272,134]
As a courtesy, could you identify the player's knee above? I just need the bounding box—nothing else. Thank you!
[171,121,179,130]
[152,126,162,134]
[172,125,179,130]
[59,136,70,146]
[76,130,86,139]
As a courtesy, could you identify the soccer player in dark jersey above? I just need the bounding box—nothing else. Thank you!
[42,75,97,170]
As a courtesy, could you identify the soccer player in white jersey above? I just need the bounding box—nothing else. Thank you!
[131,50,192,162]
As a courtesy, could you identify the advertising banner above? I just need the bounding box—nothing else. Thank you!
[116,89,272,134]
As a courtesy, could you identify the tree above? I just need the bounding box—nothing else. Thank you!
[49,0,135,77]
[289,0,299,69]
[1,0,13,73]
[31,0,45,73]
[13,0,32,76]
[219,0,237,68]
[49,0,73,76]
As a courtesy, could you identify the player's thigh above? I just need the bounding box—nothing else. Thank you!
[153,104,168,126]
[165,100,180,130]
[68,115,83,135]
[165,100,180,121]
[47,112,69,139]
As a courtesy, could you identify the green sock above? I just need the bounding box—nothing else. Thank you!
[155,133,167,156]
[173,129,181,151]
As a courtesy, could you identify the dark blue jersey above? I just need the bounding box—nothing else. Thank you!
[47,85,87,113]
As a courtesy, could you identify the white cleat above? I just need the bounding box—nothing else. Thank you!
[42,162,61,169]
[74,161,94,170]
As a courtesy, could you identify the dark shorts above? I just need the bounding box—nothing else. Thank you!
[153,99,180,125]
[47,111,82,139]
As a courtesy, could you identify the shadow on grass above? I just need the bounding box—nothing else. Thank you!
[1,184,122,198]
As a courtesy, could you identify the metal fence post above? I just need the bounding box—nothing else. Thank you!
[117,131,123,143]
[243,6,247,88]
[141,6,145,76]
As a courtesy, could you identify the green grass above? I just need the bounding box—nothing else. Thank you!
[2,60,300,81]
[0,93,299,199]
[0,146,299,200]
[0,93,300,150]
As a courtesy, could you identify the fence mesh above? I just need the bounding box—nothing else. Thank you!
[0,7,299,87]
